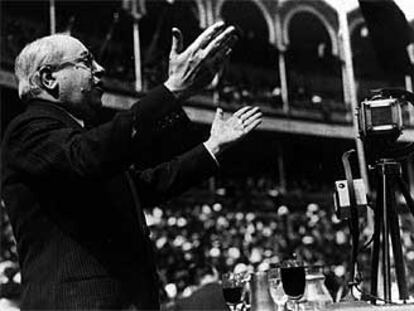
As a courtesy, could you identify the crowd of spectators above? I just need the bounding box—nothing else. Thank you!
[1,185,414,308]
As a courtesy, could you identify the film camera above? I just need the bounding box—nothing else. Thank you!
[357,88,414,161]
[358,88,414,141]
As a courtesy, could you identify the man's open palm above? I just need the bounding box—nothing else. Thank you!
[209,106,262,149]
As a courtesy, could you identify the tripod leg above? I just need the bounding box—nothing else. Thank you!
[382,172,392,303]
[387,183,409,301]
[370,182,383,304]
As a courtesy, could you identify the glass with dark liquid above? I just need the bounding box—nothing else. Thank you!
[280,260,306,311]
[223,286,243,304]
[221,272,247,311]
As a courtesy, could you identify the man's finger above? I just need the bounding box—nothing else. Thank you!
[239,107,260,121]
[203,27,237,59]
[214,107,224,122]
[209,32,237,61]
[204,48,231,81]
[244,118,262,133]
[243,111,262,124]
[170,28,184,56]
[205,34,236,69]
[234,106,254,118]
[243,112,262,128]
[191,21,226,50]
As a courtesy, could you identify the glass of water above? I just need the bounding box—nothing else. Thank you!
[268,267,287,310]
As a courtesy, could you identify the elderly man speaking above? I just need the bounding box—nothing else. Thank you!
[1,22,262,310]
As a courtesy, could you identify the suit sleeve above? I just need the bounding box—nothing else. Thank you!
[6,86,180,180]
[132,104,208,169]
[133,144,218,206]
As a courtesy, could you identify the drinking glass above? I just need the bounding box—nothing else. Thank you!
[280,260,306,311]
[222,272,247,311]
[268,268,287,310]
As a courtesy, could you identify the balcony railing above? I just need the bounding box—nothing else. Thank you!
[2,3,409,127]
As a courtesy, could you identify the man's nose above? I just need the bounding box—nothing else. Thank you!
[92,61,105,78]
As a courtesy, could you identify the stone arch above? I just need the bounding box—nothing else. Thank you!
[348,9,365,37]
[142,0,204,27]
[280,1,338,55]
[214,0,276,44]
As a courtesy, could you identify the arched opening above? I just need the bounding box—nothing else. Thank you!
[139,0,202,89]
[219,0,280,108]
[286,11,342,110]
[351,22,395,100]
[2,1,49,71]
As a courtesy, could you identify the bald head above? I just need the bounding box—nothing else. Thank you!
[15,34,86,101]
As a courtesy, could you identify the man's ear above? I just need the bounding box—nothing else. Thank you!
[39,66,58,91]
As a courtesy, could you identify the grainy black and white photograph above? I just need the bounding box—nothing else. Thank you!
[1,0,414,310]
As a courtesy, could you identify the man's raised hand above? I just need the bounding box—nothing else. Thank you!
[164,21,238,99]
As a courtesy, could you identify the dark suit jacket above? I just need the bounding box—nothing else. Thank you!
[1,86,218,310]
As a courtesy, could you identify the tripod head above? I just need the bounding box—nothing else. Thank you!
[358,88,414,162]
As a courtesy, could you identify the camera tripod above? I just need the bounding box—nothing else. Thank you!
[369,158,414,304]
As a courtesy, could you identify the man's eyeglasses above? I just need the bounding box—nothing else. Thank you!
[38,51,96,73]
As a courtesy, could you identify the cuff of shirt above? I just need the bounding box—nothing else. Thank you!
[203,143,219,166]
